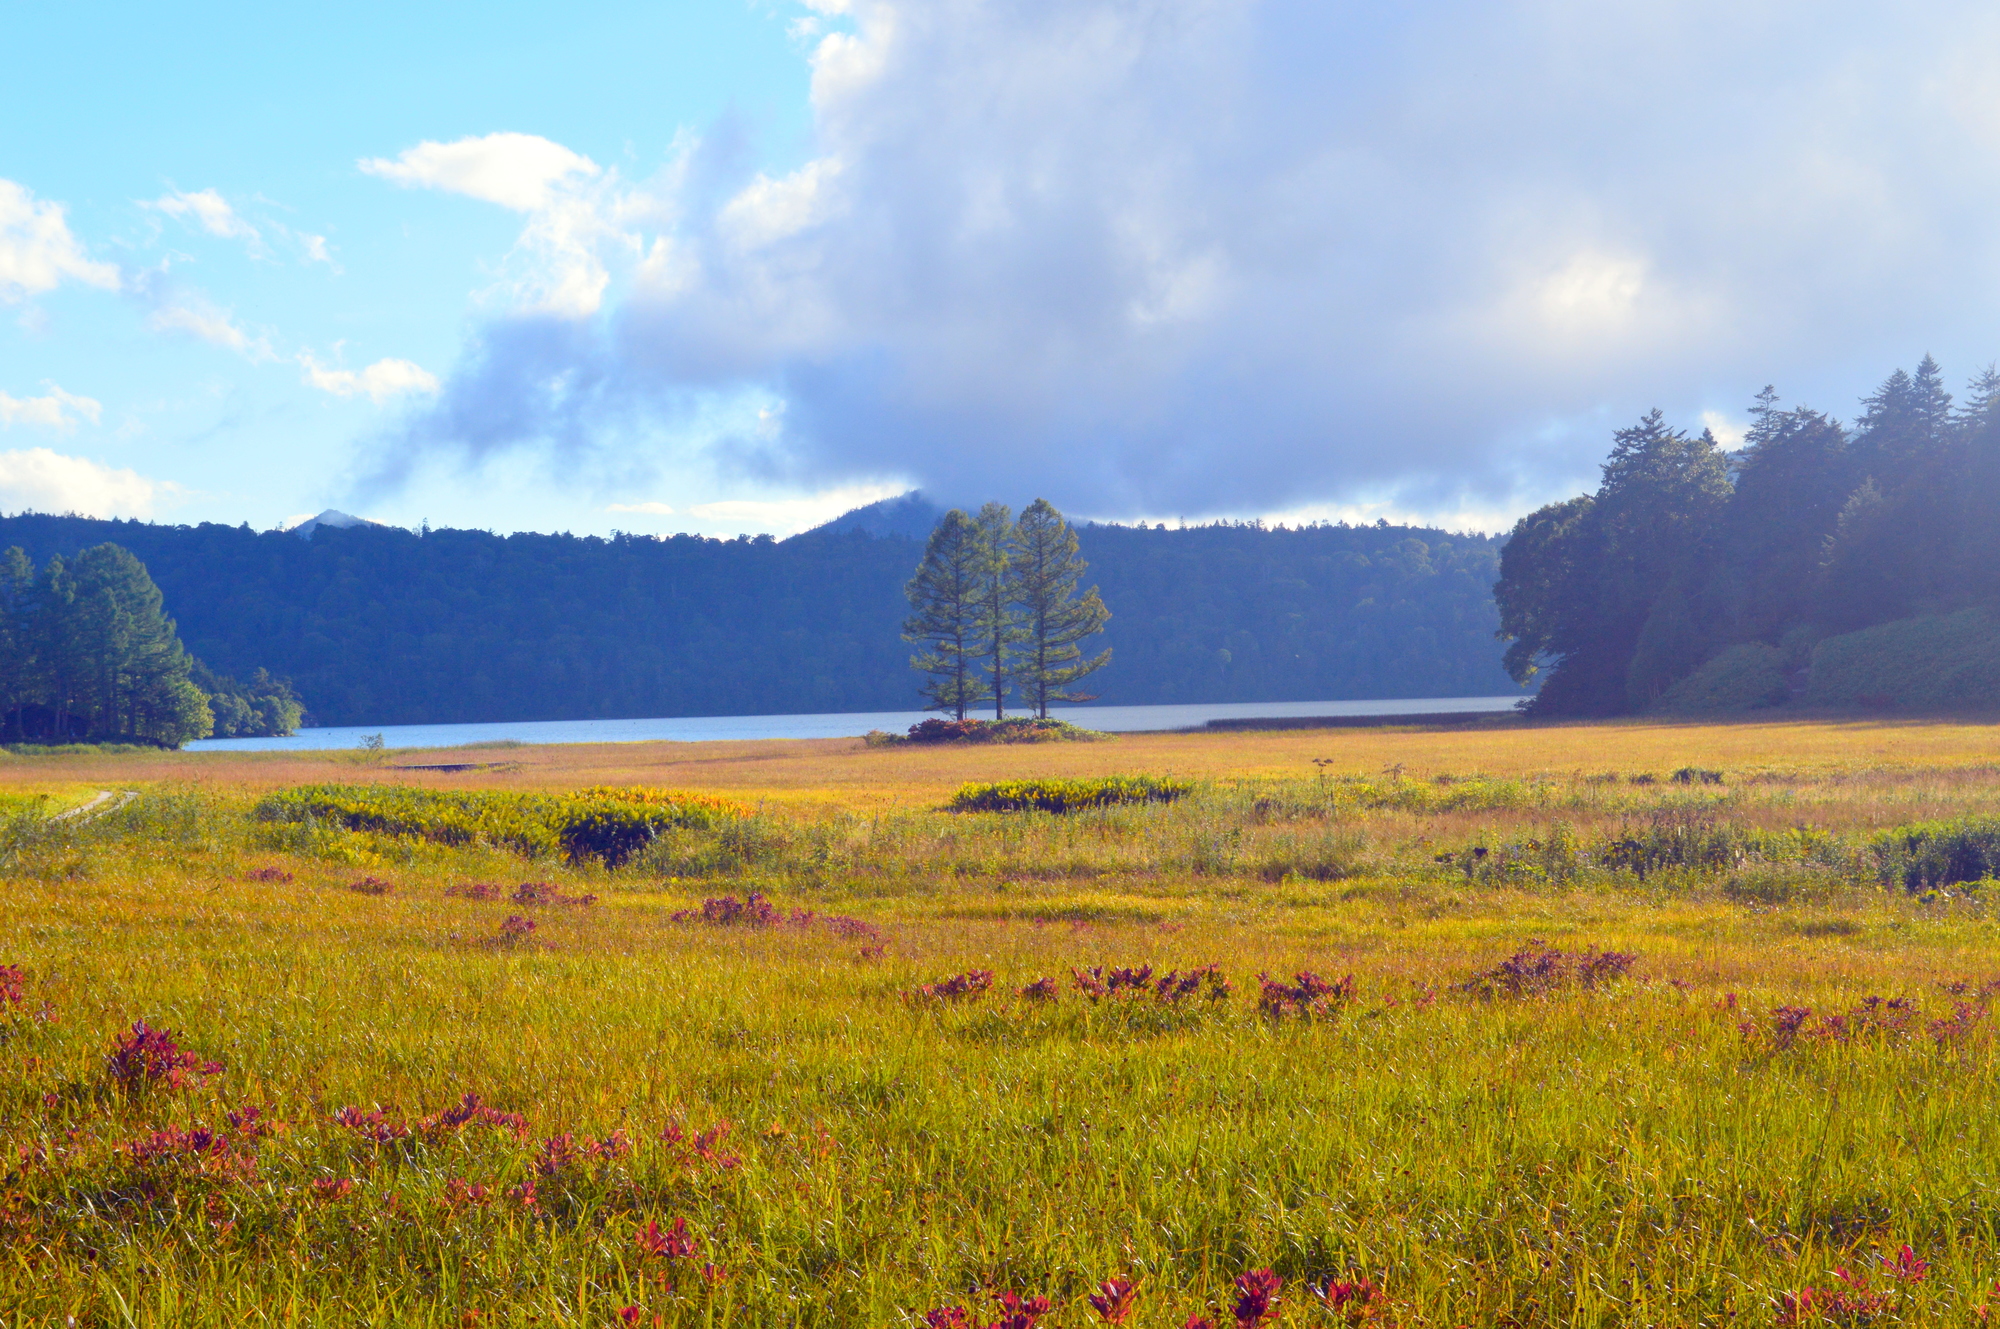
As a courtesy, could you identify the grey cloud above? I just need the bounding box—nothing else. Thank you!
[385,0,2000,522]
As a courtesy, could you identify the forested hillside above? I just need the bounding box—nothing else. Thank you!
[1496,356,2000,715]
[0,511,1518,727]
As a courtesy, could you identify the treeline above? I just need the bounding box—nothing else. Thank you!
[0,544,296,746]
[1497,356,2000,714]
[0,510,1519,728]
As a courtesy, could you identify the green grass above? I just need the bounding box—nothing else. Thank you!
[6,761,2000,1325]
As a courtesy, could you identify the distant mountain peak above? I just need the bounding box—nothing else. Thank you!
[283,509,387,539]
[793,491,943,542]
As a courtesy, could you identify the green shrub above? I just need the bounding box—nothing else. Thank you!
[1653,643,1792,714]
[1808,609,2000,710]
[1871,815,2000,890]
[254,784,746,865]
[948,776,1192,814]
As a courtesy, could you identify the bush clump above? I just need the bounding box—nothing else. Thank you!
[255,784,746,866]
[948,775,1193,814]
[868,717,1110,747]
[1873,816,2000,891]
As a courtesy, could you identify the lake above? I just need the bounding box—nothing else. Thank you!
[185,696,1526,753]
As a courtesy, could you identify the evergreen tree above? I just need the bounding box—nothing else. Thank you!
[1012,499,1111,717]
[0,543,216,746]
[974,502,1023,719]
[902,510,992,719]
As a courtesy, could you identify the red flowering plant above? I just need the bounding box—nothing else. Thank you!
[106,1021,222,1094]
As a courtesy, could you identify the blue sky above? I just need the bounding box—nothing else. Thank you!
[6,1,2000,537]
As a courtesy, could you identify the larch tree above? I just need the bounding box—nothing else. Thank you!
[902,509,993,720]
[974,502,1023,719]
[1012,499,1111,718]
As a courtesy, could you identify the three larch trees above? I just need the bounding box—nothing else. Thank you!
[902,498,1111,720]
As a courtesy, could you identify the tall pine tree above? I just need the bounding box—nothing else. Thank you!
[1012,499,1111,718]
[974,502,1023,719]
[902,510,993,719]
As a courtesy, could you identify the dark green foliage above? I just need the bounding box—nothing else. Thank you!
[948,775,1192,813]
[903,510,994,720]
[0,512,1515,726]
[1872,816,2000,890]
[1012,499,1111,717]
[254,784,744,864]
[0,543,220,747]
[1497,357,2000,715]
[880,717,1108,745]
[191,662,303,738]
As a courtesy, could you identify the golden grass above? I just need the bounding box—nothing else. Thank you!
[5,717,2000,1325]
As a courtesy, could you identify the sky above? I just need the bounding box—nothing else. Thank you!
[5,1,2000,539]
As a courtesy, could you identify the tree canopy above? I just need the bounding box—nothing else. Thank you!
[1496,356,2000,715]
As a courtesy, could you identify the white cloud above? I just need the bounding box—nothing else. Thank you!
[299,354,440,404]
[359,133,600,212]
[0,383,102,432]
[393,0,2000,526]
[684,483,907,535]
[299,233,335,266]
[605,500,677,515]
[0,179,120,301]
[145,188,262,247]
[1701,411,1747,448]
[0,447,173,518]
[146,295,269,357]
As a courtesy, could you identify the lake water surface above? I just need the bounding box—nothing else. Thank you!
[186,696,1525,753]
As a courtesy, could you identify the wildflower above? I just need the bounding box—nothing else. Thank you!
[499,915,537,942]
[445,882,501,900]
[1311,1276,1386,1323]
[1155,964,1232,1004]
[906,971,994,1003]
[0,965,24,1009]
[591,1129,633,1160]
[923,1311,971,1329]
[617,1309,643,1325]
[534,1133,585,1177]
[1459,945,1636,998]
[673,893,783,926]
[1019,977,1060,1001]
[1183,1318,1215,1329]
[692,1120,740,1168]
[1257,972,1357,1020]
[443,1178,492,1209]
[310,1177,358,1201]
[636,1216,698,1260]
[505,1179,538,1210]
[244,866,293,883]
[107,1020,222,1093]
[226,1105,278,1137]
[988,1292,1050,1329]
[1231,1269,1281,1329]
[1088,1277,1139,1324]
[1885,1245,1930,1283]
[349,876,392,895]
[334,1105,411,1145]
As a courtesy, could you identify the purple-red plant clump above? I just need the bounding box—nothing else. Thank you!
[333,1092,529,1146]
[675,893,783,926]
[1460,944,1637,998]
[1311,1276,1388,1323]
[244,866,293,883]
[1231,1270,1282,1328]
[445,882,501,900]
[1088,1277,1139,1323]
[0,964,23,1009]
[498,915,537,943]
[349,877,392,896]
[1257,972,1357,1019]
[1743,996,1923,1049]
[906,970,994,1003]
[636,1215,699,1260]
[106,1021,222,1093]
[1018,976,1061,1001]
[512,882,598,907]
[1155,964,1233,1003]
[1776,1266,1895,1324]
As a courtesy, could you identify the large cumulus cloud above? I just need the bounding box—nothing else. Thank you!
[377,0,2000,521]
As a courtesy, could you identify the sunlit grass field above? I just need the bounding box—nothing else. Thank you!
[6,715,2000,1326]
